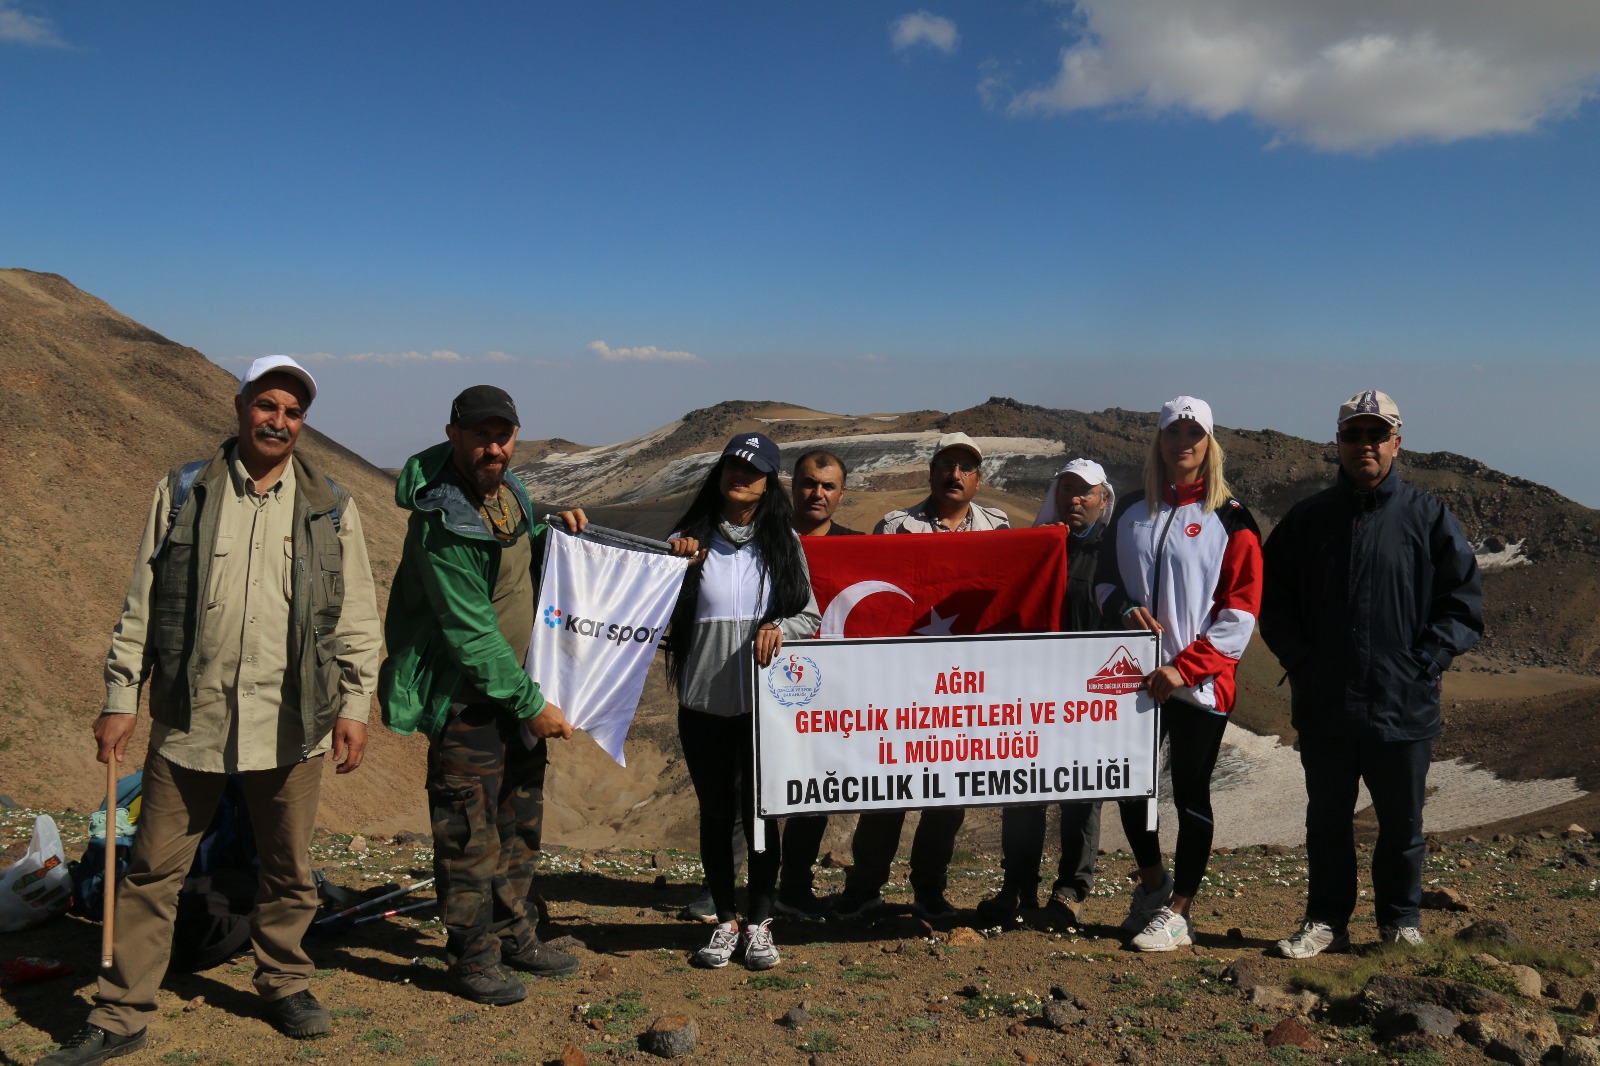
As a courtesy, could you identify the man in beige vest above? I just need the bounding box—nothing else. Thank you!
[47,356,382,1065]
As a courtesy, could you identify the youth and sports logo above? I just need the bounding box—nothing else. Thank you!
[543,606,563,628]
[767,653,823,708]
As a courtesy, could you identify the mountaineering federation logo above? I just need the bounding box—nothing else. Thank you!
[543,606,563,628]
[1086,645,1145,695]
[766,653,823,708]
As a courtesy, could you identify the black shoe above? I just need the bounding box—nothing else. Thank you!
[912,892,958,920]
[824,891,885,921]
[38,1025,147,1065]
[504,941,579,977]
[264,989,332,1039]
[449,963,529,1005]
[772,889,829,921]
[974,886,1033,927]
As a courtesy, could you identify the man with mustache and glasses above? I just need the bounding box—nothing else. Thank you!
[380,385,579,1007]
[1261,391,1482,959]
[828,433,1010,923]
[977,458,1115,930]
[52,357,382,1064]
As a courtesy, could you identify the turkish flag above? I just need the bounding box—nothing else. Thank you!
[801,526,1068,638]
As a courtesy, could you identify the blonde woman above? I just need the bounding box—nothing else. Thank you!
[1094,397,1263,951]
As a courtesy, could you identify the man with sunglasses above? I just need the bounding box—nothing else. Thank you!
[829,433,1010,921]
[1261,390,1481,958]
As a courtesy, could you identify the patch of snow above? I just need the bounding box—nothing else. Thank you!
[1475,538,1531,571]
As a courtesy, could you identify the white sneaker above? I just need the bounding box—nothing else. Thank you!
[1379,925,1425,947]
[693,922,740,968]
[1119,873,1175,932]
[742,919,780,971]
[1276,920,1350,959]
[1130,906,1192,952]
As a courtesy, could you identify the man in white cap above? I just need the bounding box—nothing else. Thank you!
[51,357,382,1063]
[830,432,1010,921]
[1262,390,1481,958]
[874,432,1009,534]
[977,458,1115,929]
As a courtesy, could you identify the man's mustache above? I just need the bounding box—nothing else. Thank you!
[256,425,291,442]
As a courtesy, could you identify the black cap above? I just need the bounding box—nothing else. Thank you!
[720,432,781,476]
[450,385,520,428]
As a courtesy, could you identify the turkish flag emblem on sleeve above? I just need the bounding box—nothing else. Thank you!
[800,526,1068,638]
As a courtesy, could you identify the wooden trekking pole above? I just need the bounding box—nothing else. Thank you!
[101,754,117,970]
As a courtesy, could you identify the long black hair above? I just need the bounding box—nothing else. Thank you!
[664,455,811,684]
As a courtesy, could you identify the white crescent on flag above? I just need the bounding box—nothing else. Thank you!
[817,580,912,638]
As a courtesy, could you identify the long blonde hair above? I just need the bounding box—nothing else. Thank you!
[1143,426,1233,516]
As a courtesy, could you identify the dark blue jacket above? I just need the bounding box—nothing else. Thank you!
[1260,468,1482,742]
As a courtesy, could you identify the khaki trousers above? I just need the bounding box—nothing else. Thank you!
[90,752,323,1035]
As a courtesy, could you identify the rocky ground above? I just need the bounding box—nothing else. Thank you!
[2,808,1598,1066]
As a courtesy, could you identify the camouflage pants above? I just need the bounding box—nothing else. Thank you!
[427,703,547,973]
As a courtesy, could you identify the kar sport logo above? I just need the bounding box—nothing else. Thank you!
[546,604,664,646]
[767,653,823,708]
[1086,645,1145,695]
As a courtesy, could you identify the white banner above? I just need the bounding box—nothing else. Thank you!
[753,631,1161,820]
[526,530,688,766]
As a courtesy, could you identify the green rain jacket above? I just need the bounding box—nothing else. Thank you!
[379,441,548,738]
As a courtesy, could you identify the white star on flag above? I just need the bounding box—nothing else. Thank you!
[915,607,958,636]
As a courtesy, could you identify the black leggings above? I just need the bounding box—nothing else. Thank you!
[678,706,780,924]
[1118,699,1227,900]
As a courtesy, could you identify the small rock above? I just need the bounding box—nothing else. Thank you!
[347,835,368,853]
[1374,1002,1458,1042]
[1043,1001,1088,1030]
[652,875,667,889]
[558,1044,588,1066]
[580,856,597,873]
[1577,989,1599,1016]
[1421,886,1470,911]
[1263,844,1291,857]
[182,996,205,1012]
[0,795,14,808]
[1223,958,1271,993]
[820,850,851,868]
[595,961,617,980]
[1564,824,1590,840]
[1263,1018,1318,1050]
[1006,1020,1027,1037]
[1563,1035,1600,1066]
[778,1006,809,1029]
[1495,834,1516,844]
[1020,1055,1039,1064]
[1250,985,1323,1014]
[1459,858,1474,868]
[391,830,429,846]
[1540,831,1556,841]
[1545,980,1564,1000]
[945,927,985,947]
[652,850,671,869]
[1118,1046,1145,1064]
[1226,927,1244,942]
[1505,965,1544,998]
[1460,1012,1562,1063]
[1474,952,1507,968]
[1457,919,1520,946]
[641,1015,698,1059]
[1048,986,1087,1008]
[1363,974,1511,1016]
[809,1056,825,1066]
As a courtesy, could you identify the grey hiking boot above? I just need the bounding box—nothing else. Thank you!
[448,963,528,1006]
[505,940,579,977]
[678,885,719,923]
[264,990,332,1039]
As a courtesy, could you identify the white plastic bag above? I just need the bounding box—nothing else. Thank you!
[0,814,73,932]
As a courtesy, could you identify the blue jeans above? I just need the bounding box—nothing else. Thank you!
[1299,731,1431,929]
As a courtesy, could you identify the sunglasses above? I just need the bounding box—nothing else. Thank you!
[1338,426,1394,445]
[933,459,980,475]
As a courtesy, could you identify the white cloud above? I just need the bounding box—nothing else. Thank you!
[482,350,514,363]
[587,340,701,363]
[891,11,959,55]
[0,1,65,47]
[1008,0,1600,151]
[344,349,464,366]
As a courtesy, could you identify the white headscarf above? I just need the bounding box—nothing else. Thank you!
[1033,458,1114,529]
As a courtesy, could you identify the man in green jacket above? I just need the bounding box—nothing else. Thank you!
[380,385,577,1006]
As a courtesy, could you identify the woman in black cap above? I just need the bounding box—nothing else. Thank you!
[664,432,819,971]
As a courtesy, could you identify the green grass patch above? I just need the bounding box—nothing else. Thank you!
[1107,972,1147,991]
[292,1049,323,1062]
[0,1017,19,1031]
[906,1016,938,1032]
[1122,1026,1161,1043]
[798,1030,842,1053]
[330,1006,372,1019]
[1143,992,1187,1010]
[447,1012,476,1024]
[1267,1048,1309,1064]
[355,1027,405,1055]
[747,973,804,991]
[957,989,1044,1019]
[161,1053,202,1065]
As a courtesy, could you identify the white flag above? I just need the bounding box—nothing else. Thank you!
[525,530,688,766]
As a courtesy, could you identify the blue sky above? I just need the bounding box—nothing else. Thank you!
[4,1,1598,504]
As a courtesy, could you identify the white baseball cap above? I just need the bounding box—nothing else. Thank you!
[1034,457,1115,528]
[239,355,317,406]
[1158,395,1213,435]
[933,431,983,464]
